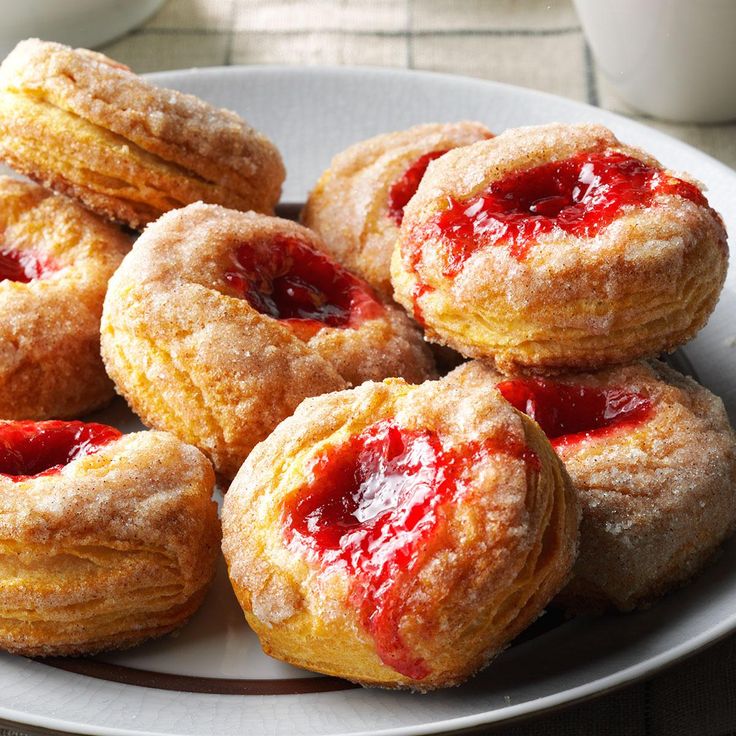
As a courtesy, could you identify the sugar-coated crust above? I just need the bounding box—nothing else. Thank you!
[0,39,285,229]
[391,123,729,373]
[0,429,219,656]
[302,122,491,298]
[222,364,579,689]
[481,358,736,611]
[0,176,130,419]
[101,203,435,480]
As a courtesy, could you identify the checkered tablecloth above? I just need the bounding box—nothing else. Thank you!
[4,1,736,735]
[101,0,736,169]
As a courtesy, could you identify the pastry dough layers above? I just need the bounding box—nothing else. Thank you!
[553,361,736,611]
[0,176,130,419]
[0,39,285,229]
[101,204,435,480]
[484,359,736,611]
[303,121,491,298]
[392,123,728,373]
[222,363,578,689]
[0,430,219,656]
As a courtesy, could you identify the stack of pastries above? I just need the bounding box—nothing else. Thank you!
[0,38,732,692]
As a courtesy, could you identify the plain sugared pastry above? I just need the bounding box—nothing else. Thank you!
[486,359,736,611]
[101,203,435,480]
[391,123,728,374]
[0,176,130,419]
[0,419,219,656]
[0,39,285,229]
[222,364,578,690]
[303,121,491,299]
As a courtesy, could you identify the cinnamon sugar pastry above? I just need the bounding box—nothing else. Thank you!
[0,420,219,656]
[303,121,491,298]
[489,359,736,611]
[222,363,578,689]
[0,39,285,229]
[0,176,130,419]
[101,204,435,480]
[391,123,728,373]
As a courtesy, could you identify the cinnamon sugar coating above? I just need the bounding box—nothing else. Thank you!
[480,358,736,611]
[302,121,491,298]
[0,176,130,419]
[0,429,219,656]
[222,364,578,689]
[0,39,285,229]
[391,123,728,373]
[101,204,435,480]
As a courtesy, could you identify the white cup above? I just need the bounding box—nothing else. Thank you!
[573,0,736,123]
[0,0,164,61]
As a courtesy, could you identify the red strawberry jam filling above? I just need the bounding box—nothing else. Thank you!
[429,150,707,269]
[0,248,52,283]
[283,419,538,679]
[387,150,448,225]
[401,150,709,318]
[496,378,653,448]
[224,235,384,338]
[0,421,122,482]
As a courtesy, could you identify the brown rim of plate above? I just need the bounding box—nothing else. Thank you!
[38,657,358,695]
[34,609,569,696]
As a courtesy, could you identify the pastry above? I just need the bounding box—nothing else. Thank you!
[0,419,219,656]
[492,359,736,611]
[391,123,728,373]
[0,176,130,419]
[0,39,285,229]
[303,121,491,298]
[221,363,578,689]
[101,203,435,480]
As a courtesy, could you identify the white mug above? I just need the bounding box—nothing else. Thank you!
[0,0,164,61]
[573,0,736,123]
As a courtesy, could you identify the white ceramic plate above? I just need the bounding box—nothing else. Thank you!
[1,66,735,736]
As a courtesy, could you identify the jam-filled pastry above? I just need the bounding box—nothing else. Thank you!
[221,364,578,689]
[101,203,435,480]
[392,123,728,374]
[0,420,219,656]
[489,359,736,611]
[0,39,285,230]
[302,122,491,299]
[0,176,130,420]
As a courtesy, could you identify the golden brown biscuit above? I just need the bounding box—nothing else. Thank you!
[391,123,728,373]
[0,39,285,229]
[222,364,579,690]
[0,176,130,419]
[302,122,491,298]
[487,359,736,611]
[101,203,435,480]
[0,419,219,656]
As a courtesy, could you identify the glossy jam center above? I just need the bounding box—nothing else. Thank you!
[496,378,653,447]
[0,421,122,481]
[420,150,708,273]
[224,235,383,338]
[283,420,538,679]
[387,150,449,226]
[0,248,51,283]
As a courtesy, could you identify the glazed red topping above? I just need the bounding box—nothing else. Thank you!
[283,419,538,679]
[224,235,384,338]
[0,421,122,481]
[387,150,449,225]
[409,150,708,278]
[496,378,653,448]
[0,248,52,283]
